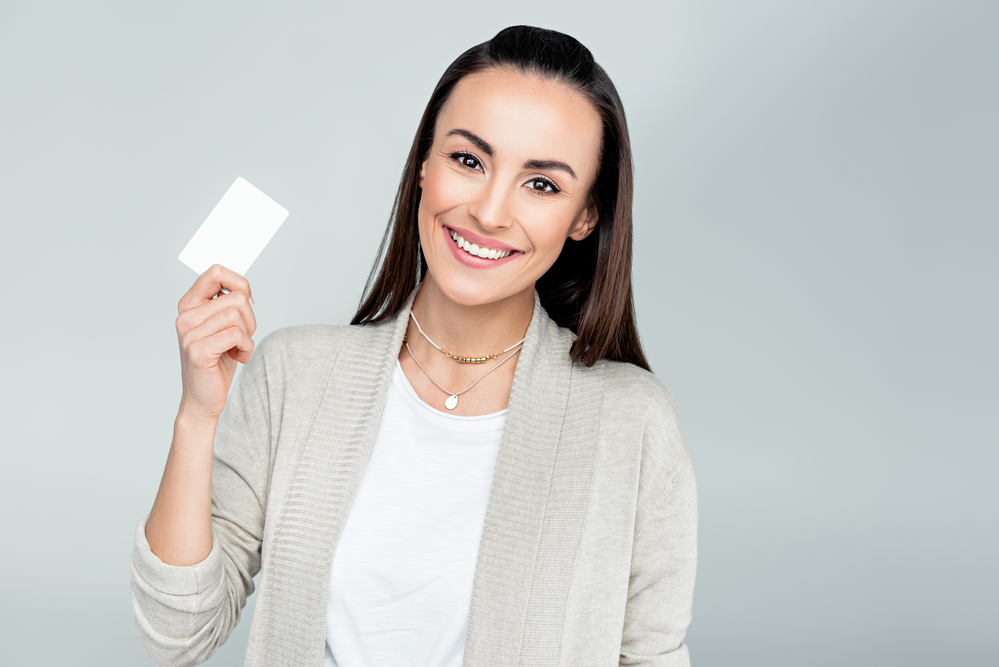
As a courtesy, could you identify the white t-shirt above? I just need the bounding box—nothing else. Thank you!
[323,360,506,667]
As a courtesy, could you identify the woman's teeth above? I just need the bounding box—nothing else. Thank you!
[449,229,514,260]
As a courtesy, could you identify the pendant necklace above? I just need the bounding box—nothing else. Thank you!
[404,338,523,410]
[409,311,525,363]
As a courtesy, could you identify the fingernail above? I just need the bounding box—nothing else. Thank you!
[249,296,255,305]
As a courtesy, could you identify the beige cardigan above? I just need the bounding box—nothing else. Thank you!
[130,289,697,666]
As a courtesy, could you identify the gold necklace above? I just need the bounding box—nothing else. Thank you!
[409,311,525,364]
[404,338,523,410]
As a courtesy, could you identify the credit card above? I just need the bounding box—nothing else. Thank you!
[178,177,289,276]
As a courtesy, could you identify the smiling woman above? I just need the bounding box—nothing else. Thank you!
[354,33,648,376]
[415,68,602,320]
[131,25,697,667]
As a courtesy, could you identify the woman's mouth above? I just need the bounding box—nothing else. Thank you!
[441,225,523,269]
[447,228,516,260]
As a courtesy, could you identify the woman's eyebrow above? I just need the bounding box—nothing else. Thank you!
[523,159,577,180]
[445,129,493,156]
[445,128,578,180]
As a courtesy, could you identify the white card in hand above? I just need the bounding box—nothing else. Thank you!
[178,177,289,276]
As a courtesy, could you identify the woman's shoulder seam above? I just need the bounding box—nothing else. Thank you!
[633,459,695,541]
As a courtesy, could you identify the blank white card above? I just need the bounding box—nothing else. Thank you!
[179,177,289,276]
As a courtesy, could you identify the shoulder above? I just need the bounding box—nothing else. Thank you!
[232,320,391,427]
[583,359,684,439]
[539,315,684,447]
[244,321,375,389]
[581,358,693,500]
[256,322,357,360]
[598,360,680,415]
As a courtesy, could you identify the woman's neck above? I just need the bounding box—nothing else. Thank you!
[410,275,534,357]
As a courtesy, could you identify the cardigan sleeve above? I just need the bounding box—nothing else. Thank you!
[619,426,698,665]
[130,332,279,667]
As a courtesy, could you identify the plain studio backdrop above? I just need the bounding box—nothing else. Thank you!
[0,1,995,665]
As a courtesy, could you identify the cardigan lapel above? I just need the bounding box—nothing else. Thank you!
[258,287,574,667]
[258,290,414,666]
[461,292,575,667]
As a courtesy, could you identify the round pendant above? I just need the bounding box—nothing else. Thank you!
[444,394,458,410]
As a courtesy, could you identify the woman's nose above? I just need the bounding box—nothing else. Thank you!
[467,177,512,232]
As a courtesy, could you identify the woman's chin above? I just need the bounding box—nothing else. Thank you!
[423,270,533,310]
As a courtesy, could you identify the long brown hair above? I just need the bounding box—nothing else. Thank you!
[351,25,650,371]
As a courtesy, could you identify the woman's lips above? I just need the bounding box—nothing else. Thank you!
[445,225,520,251]
[442,225,523,268]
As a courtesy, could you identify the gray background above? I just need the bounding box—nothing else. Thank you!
[1,1,995,665]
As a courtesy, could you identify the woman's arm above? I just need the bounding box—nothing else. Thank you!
[131,264,268,667]
[617,378,698,667]
[619,461,698,666]
[145,264,257,565]
[130,338,274,666]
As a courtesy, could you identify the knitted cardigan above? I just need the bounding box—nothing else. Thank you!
[130,289,697,667]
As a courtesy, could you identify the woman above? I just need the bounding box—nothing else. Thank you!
[131,25,697,667]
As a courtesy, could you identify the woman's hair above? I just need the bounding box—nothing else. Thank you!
[352,25,650,371]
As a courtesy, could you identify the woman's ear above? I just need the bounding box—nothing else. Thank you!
[568,199,599,241]
[419,159,428,188]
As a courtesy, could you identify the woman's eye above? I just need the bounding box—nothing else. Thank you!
[451,152,482,171]
[528,178,559,195]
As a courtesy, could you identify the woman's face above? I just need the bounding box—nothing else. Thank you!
[417,66,603,308]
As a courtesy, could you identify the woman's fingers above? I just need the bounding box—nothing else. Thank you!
[180,303,254,363]
[185,324,255,369]
[173,267,257,421]
[176,289,257,339]
[178,264,254,314]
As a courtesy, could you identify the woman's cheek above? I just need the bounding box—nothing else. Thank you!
[522,211,573,263]
[423,165,475,214]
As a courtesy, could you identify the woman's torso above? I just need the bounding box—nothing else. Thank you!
[323,360,506,666]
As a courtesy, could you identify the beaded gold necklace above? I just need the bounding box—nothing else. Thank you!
[408,311,526,364]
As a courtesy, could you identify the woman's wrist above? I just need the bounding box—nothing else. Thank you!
[175,401,222,434]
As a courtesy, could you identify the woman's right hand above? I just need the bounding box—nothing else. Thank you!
[175,264,257,422]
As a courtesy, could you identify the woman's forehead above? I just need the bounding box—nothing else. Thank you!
[437,68,602,176]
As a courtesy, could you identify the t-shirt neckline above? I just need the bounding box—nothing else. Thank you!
[392,360,507,430]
